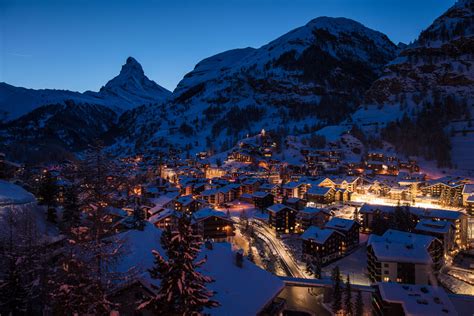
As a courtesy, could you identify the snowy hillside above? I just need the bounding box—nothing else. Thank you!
[0,57,170,121]
[351,0,474,170]
[113,17,397,156]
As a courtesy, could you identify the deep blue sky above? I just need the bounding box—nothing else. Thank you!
[1,0,454,92]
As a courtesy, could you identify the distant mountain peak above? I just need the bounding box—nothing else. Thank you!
[120,56,145,77]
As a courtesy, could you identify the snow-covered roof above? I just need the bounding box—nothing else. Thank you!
[359,204,464,220]
[325,217,358,232]
[415,219,452,234]
[252,191,271,198]
[0,180,36,206]
[462,183,474,195]
[193,208,229,222]
[377,283,458,316]
[148,209,179,224]
[113,224,283,315]
[267,203,292,213]
[282,181,302,189]
[307,186,333,196]
[285,197,301,203]
[368,230,436,264]
[200,243,284,315]
[298,207,329,215]
[176,195,194,206]
[301,226,342,244]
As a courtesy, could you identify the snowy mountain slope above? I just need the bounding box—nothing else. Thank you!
[0,57,170,121]
[113,17,398,155]
[0,101,118,162]
[351,0,474,169]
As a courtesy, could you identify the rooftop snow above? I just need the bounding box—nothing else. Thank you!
[325,217,358,231]
[301,226,341,244]
[0,180,36,206]
[377,282,458,316]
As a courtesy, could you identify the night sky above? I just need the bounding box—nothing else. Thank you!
[1,0,454,92]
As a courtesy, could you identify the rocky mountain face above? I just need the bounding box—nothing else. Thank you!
[0,57,170,121]
[113,17,398,155]
[351,0,474,168]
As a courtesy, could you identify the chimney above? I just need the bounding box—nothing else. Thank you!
[235,250,244,268]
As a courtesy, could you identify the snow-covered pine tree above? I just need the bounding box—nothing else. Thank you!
[48,227,112,315]
[344,274,353,315]
[76,142,125,290]
[331,265,342,314]
[0,207,46,314]
[139,215,219,314]
[355,290,364,316]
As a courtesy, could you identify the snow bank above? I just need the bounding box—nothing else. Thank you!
[0,180,36,206]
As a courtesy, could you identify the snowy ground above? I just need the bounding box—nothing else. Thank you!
[322,243,370,286]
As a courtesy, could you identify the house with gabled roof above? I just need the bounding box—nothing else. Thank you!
[301,226,344,264]
[267,203,296,234]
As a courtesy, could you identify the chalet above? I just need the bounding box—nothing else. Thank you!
[335,188,351,202]
[259,183,280,196]
[283,197,306,211]
[301,226,344,264]
[359,204,468,248]
[227,149,254,163]
[367,230,443,285]
[192,208,235,242]
[174,195,199,214]
[149,208,181,230]
[462,183,474,213]
[282,181,307,199]
[200,189,225,206]
[252,191,274,211]
[324,217,360,252]
[415,219,455,255]
[296,207,330,233]
[306,186,336,204]
[205,166,227,179]
[241,178,261,195]
[367,152,385,162]
[388,186,412,201]
[421,178,466,207]
[267,204,296,234]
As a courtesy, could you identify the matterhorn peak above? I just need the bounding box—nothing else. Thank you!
[119,56,145,77]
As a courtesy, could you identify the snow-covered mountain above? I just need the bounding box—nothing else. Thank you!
[351,0,474,169]
[0,57,170,121]
[113,17,398,155]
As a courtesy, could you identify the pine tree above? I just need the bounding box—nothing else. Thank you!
[331,266,342,314]
[0,261,29,314]
[355,290,364,316]
[344,274,353,315]
[62,184,81,229]
[38,170,58,223]
[76,143,125,289]
[0,208,45,314]
[313,255,322,279]
[305,254,321,278]
[48,227,112,315]
[140,216,219,314]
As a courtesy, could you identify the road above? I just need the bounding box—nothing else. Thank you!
[251,219,305,278]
